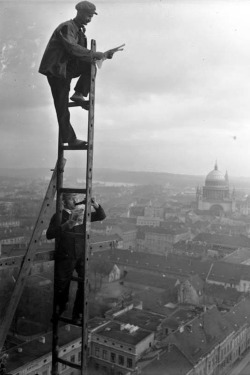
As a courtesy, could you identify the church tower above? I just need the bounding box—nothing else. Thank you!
[196,162,236,216]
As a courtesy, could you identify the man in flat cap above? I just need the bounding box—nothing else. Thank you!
[39,1,113,147]
[46,192,106,324]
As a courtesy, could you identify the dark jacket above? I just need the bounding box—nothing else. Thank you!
[39,19,94,78]
[46,205,106,259]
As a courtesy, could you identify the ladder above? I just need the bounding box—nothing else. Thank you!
[0,161,59,353]
[51,39,97,375]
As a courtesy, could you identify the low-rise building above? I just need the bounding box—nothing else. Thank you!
[136,216,163,227]
[206,261,250,292]
[4,325,82,375]
[90,320,154,374]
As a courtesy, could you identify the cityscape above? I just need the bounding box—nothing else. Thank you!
[2,0,250,374]
[1,163,250,374]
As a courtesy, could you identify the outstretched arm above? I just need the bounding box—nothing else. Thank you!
[58,24,105,62]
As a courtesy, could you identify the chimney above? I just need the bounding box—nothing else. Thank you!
[17,347,23,353]
[38,336,46,344]
[179,326,184,333]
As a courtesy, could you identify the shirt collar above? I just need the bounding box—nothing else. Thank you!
[72,18,86,32]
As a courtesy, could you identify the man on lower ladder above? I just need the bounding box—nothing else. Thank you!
[46,192,106,324]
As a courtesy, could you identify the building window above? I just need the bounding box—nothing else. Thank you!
[70,355,75,363]
[102,349,107,360]
[111,352,116,363]
[95,347,100,358]
[78,351,81,362]
[118,355,124,366]
[61,363,66,370]
[127,358,133,368]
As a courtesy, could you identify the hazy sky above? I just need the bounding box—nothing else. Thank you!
[1,0,250,177]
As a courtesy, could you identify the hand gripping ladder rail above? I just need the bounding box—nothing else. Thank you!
[51,40,97,375]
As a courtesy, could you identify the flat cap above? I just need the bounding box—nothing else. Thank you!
[75,1,97,15]
[62,192,78,200]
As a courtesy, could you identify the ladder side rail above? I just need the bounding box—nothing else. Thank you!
[51,140,65,374]
[81,39,96,375]
[0,162,60,352]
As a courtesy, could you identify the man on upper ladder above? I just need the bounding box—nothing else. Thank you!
[39,1,124,147]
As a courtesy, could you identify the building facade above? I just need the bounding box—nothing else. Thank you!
[196,162,236,216]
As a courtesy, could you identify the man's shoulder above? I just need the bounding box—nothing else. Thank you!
[56,19,77,31]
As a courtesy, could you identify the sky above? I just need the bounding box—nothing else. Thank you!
[1,0,250,177]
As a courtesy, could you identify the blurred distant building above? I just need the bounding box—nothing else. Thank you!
[196,162,236,216]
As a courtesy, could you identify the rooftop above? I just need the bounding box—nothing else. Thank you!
[95,321,152,346]
[193,233,250,249]
[4,325,81,372]
[140,345,192,375]
[114,308,166,332]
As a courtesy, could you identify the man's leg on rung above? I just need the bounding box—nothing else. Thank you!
[54,258,75,315]
[72,62,96,98]
[47,75,76,143]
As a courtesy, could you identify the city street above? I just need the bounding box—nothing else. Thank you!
[229,351,250,375]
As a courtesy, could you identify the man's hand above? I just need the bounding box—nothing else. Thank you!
[91,197,99,209]
[104,44,125,59]
[62,219,77,230]
[104,51,114,59]
[93,51,106,61]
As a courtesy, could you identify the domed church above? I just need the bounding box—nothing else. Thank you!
[196,162,236,216]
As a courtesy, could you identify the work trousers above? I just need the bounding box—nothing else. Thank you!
[47,61,92,143]
[54,256,85,318]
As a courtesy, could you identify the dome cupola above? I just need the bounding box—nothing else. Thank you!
[205,162,228,187]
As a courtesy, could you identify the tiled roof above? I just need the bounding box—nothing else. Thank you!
[204,284,242,303]
[114,308,166,332]
[92,250,212,280]
[184,274,204,291]
[124,270,178,290]
[90,233,122,244]
[140,345,193,375]
[225,298,250,329]
[95,321,152,346]
[223,248,250,264]
[139,226,188,235]
[207,261,250,283]
[5,325,81,372]
[162,307,234,364]
[193,233,250,249]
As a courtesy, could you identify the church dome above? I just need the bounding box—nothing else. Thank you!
[205,163,227,187]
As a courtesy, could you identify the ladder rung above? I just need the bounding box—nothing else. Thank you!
[64,232,85,239]
[61,143,88,151]
[71,275,84,283]
[57,357,81,370]
[60,188,86,195]
[68,101,89,110]
[59,316,82,326]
